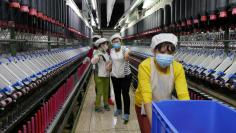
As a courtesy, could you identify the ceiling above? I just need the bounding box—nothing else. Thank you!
[100,0,124,3]
[74,0,126,29]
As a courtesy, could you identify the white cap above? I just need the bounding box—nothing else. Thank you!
[95,38,108,47]
[92,35,101,39]
[150,33,178,50]
[110,33,122,42]
[92,35,101,46]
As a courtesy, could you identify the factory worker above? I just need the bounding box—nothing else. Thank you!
[83,35,100,100]
[110,33,132,123]
[135,33,190,133]
[91,38,112,112]
[84,35,114,105]
[83,35,101,64]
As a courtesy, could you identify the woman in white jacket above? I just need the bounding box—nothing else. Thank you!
[91,38,112,112]
[110,33,132,123]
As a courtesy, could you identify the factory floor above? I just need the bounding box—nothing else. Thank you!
[73,75,141,133]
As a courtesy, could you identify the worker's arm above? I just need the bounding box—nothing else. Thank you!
[105,61,112,72]
[144,103,152,126]
[137,61,152,124]
[83,48,94,64]
[124,52,130,61]
[175,63,190,100]
[83,57,91,64]
[123,47,130,61]
[87,48,94,59]
[91,51,104,65]
[91,55,100,64]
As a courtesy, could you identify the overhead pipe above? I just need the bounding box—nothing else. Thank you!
[207,0,217,21]
[186,0,193,32]
[37,0,43,33]
[217,0,228,18]
[229,0,236,29]
[57,0,61,36]
[28,0,38,33]
[0,0,9,28]
[53,0,57,24]
[51,0,55,34]
[200,0,207,22]
[20,0,29,13]
[48,0,54,35]
[192,0,200,32]
[43,0,48,33]
[9,0,20,9]
[47,0,52,34]
[159,8,164,31]
[42,0,48,33]
[170,0,176,31]
[164,5,171,30]
[19,0,29,32]
[29,0,37,16]
[36,0,43,33]
[199,0,208,32]
[58,0,63,36]
[174,0,180,33]
[40,0,45,33]
[36,0,43,19]
[9,0,21,29]
[216,0,228,30]
[63,0,66,27]
[180,0,186,28]
[229,0,236,15]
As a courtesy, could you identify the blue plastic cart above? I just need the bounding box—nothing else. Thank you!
[152,100,236,133]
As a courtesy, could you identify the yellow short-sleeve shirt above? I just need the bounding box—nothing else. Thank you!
[135,57,190,107]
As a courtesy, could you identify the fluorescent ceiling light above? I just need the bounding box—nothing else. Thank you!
[119,18,126,26]
[66,0,91,28]
[130,0,143,11]
[115,0,143,28]
[107,0,116,27]
[120,27,125,32]
[125,17,129,24]
[143,0,156,9]
[91,0,97,10]
[91,17,96,26]
[85,18,90,27]
[66,0,82,18]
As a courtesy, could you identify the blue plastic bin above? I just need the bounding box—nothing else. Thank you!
[152,100,236,133]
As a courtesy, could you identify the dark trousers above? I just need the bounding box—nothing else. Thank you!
[111,74,132,114]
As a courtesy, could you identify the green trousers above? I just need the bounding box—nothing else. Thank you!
[94,74,109,108]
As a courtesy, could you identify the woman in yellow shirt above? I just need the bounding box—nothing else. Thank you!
[135,33,190,133]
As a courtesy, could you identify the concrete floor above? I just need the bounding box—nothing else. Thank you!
[73,75,140,133]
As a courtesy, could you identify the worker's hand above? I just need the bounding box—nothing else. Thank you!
[95,51,103,57]
[94,52,104,61]
[91,56,100,64]
[105,61,112,72]
[82,57,90,64]
[124,51,130,61]
[96,53,103,57]
[144,103,152,127]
